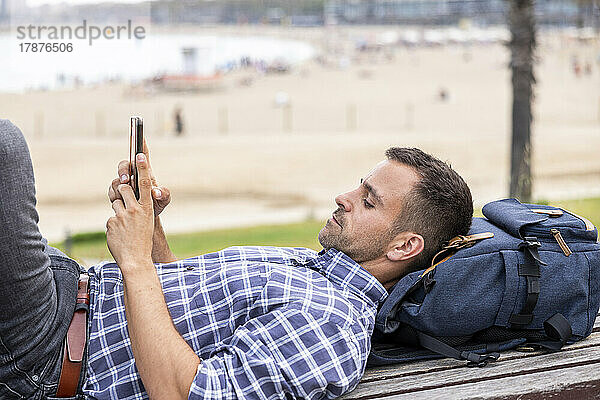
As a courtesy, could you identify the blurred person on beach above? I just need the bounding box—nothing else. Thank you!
[572,55,582,77]
[174,105,184,137]
[0,119,472,399]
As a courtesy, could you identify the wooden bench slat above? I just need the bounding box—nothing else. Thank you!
[382,365,600,400]
[360,331,600,382]
[342,337,600,399]
[345,311,600,399]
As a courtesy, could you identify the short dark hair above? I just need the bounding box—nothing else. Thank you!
[385,147,473,271]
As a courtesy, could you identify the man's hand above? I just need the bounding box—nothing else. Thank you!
[108,152,199,399]
[106,153,154,271]
[108,138,177,263]
[108,139,171,218]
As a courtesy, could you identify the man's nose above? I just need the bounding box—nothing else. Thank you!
[335,193,352,212]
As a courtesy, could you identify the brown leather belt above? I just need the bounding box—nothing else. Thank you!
[56,274,89,397]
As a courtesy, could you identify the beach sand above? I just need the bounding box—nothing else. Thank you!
[1,26,599,241]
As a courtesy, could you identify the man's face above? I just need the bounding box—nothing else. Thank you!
[318,160,420,264]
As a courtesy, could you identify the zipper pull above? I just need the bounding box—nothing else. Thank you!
[551,229,572,257]
[531,209,563,217]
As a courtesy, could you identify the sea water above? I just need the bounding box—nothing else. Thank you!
[0,32,315,92]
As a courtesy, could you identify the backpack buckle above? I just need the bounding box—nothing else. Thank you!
[519,237,547,266]
[519,237,541,249]
[464,352,500,368]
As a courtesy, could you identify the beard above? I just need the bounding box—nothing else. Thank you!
[318,210,389,264]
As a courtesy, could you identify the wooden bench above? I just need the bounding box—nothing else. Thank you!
[342,313,600,399]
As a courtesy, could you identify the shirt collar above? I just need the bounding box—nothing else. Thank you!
[312,248,388,307]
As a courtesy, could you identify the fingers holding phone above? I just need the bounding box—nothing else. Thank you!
[106,116,178,265]
[108,164,171,217]
[151,185,171,217]
[108,160,131,202]
[106,153,154,270]
[107,118,172,216]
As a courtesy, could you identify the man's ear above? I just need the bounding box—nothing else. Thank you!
[386,232,424,262]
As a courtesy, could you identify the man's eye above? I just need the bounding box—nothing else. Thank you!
[363,199,374,208]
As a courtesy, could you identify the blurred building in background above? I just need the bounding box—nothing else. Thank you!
[148,0,597,27]
[0,0,30,27]
[0,0,7,25]
[324,0,596,26]
[149,0,325,25]
[6,1,149,25]
[5,0,597,28]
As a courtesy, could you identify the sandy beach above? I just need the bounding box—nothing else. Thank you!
[1,25,599,241]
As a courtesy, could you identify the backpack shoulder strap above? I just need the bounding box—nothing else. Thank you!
[416,330,499,367]
[423,231,495,277]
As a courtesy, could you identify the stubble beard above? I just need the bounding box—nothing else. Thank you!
[318,214,389,264]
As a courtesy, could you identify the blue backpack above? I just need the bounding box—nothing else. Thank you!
[369,198,600,367]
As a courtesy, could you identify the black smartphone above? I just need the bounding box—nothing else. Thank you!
[129,116,144,200]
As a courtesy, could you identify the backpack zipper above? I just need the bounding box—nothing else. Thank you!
[550,229,572,257]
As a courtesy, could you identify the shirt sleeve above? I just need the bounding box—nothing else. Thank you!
[187,304,370,400]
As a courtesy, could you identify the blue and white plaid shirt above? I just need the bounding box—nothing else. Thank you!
[82,246,388,399]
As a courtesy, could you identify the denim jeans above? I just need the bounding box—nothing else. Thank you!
[0,120,84,399]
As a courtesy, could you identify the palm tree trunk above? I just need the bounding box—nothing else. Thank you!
[508,0,536,202]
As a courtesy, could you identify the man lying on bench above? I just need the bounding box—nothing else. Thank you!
[0,119,472,399]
